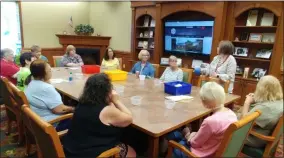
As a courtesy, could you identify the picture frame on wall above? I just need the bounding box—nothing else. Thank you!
[256,49,272,59]
[234,47,249,57]
[249,33,262,42]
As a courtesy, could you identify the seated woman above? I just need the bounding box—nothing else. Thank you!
[200,41,237,93]
[62,73,136,158]
[130,49,155,78]
[160,55,183,82]
[24,60,74,130]
[61,45,84,67]
[17,52,36,91]
[165,82,237,158]
[101,47,120,70]
[0,48,19,84]
[241,75,283,148]
[31,45,48,62]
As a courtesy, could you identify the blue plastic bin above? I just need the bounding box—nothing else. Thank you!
[164,81,192,95]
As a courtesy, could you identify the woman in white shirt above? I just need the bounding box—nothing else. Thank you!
[201,41,237,93]
[160,55,183,82]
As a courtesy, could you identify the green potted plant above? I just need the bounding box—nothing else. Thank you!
[74,24,94,36]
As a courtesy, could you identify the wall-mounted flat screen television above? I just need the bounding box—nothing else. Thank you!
[164,21,214,56]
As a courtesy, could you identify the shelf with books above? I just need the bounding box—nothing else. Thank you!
[136,47,154,51]
[234,26,277,32]
[136,37,154,39]
[234,56,270,62]
[232,41,274,45]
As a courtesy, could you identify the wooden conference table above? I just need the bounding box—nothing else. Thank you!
[51,67,240,157]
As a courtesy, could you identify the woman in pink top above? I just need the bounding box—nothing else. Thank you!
[168,82,237,158]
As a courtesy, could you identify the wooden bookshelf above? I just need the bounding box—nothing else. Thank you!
[234,56,270,62]
[233,41,274,45]
[134,14,156,61]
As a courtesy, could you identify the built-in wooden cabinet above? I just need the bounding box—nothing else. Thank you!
[130,1,283,105]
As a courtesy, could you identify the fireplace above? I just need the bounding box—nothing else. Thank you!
[56,34,111,64]
[76,48,100,65]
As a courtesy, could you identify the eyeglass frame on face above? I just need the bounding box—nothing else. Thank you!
[169,59,177,63]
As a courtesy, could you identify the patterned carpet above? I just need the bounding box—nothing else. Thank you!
[0,105,283,157]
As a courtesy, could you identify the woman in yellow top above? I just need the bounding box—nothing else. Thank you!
[101,47,121,70]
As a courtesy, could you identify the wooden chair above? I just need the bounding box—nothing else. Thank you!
[242,115,283,158]
[152,64,160,78]
[0,76,23,144]
[21,105,120,158]
[52,56,63,67]
[197,75,230,93]
[181,68,193,83]
[166,110,261,158]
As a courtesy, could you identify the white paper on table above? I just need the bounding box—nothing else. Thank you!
[165,95,194,102]
[50,79,69,84]
[69,67,79,70]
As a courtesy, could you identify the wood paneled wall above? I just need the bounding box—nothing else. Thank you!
[41,48,64,67]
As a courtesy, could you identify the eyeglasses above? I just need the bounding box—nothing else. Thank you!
[142,55,149,57]
[169,60,177,63]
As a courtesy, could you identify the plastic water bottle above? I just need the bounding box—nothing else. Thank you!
[69,72,73,82]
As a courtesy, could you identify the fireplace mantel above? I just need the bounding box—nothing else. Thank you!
[56,34,111,62]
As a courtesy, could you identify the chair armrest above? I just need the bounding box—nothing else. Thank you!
[250,130,275,142]
[166,140,198,158]
[48,113,73,124]
[57,129,68,137]
[97,146,120,158]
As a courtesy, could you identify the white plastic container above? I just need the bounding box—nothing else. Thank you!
[131,96,142,106]
[114,85,125,94]
[139,75,146,80]
[165,100,176,109]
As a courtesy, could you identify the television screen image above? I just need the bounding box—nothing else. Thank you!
[164,21,214,55]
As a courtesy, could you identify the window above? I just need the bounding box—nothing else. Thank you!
[1,2,22,55]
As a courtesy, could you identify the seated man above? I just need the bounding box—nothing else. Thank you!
[0,48,20,84]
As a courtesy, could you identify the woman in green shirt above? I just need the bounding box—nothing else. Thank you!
[17,52,36,90]
[241,75,283,148]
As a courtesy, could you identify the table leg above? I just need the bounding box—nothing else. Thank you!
[149,136,159,158]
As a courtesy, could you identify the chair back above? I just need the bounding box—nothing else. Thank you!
[181,68,193,83]
[53,56,63,67]
[215,110,261,157]
[0,76,18,112]
[197,75,230,93]
[22,105,65,158]
[117,58,122,70]
[152,64,160,78]
[263,114,283,157]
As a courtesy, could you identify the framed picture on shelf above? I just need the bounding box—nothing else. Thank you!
[240,32,249,41]
[234,47,249,57]
[144,31,149,37]
[150,19,155,27]
[260,12,274,26]
[149,42,154,49]
[149,31,154,38]
[138,41,143,48]
[262,33,275,43]
[243,67,250,78]
[251,68,267,78]
[143,41,148,48]
[143,16,150,27]
[256,49,272,59]
[236,66,244,75]
[249,33,262,42]
[246,10,258,26]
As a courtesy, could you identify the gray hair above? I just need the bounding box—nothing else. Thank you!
[1,48,14,58]
[199,82,225,108]
[31,45,41,53]
[169,55,177,61]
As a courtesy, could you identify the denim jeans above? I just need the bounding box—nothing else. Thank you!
[167,131,191,158]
